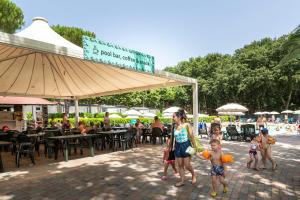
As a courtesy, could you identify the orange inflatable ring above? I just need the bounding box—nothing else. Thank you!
[221,154,234,163]
[202,150,211,160]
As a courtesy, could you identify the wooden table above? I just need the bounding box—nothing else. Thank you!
[47,134,98,162]
[0,141,12,173]
[27,132,46,138]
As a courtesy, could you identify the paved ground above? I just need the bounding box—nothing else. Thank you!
[0,135,299,200]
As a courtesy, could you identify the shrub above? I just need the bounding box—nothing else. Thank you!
[49,116,230,126]
[25,112,33,120]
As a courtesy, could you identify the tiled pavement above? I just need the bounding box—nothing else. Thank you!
[0,135,299,200]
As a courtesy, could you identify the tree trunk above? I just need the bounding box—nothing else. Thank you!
[285,89,293,110]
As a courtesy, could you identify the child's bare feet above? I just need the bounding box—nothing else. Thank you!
[191,176,196,185]
[175,182,185,187]
[247,162,250,169]
[272,163,278,170]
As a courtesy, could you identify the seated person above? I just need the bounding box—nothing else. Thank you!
[78,121,89,135]
[1,125,10,133]
[62,120,71,130]
[151,116,164,131]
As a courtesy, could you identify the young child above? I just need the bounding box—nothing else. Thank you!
[208,139,228,197]
[161,135,178,180]
[211,126,223,144]
[258,128,277,170]
[247,135,259,170]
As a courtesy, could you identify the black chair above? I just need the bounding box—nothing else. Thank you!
[241,124,256,141]
[78,129,95,155]
[120,128,137,150]
[15,134,35,167]
[151,127,163,145]
[162,127,169,143]
[141,128,151,143]
[43,130,61,159]
[226,125,242,141]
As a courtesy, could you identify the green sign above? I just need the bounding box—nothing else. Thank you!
[83,36,155,73]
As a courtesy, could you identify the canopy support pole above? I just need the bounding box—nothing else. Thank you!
[192,82,199,135]
[74,98,79,127]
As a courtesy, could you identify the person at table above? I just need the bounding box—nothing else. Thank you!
[78,121,88,135]
[103,112,111,130]
[151,116,164,131]
[62,120,71,130]
[1,125,10,133]
[134,119,144,144]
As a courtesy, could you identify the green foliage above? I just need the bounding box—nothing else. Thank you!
[0,0,24,33]
[51,25,96,47]
[83,112,93,118]
[48,113,64,119]
[25,112,33,121]
[94,113,105,118]
[51,23,299,112]
[49,116,230,127]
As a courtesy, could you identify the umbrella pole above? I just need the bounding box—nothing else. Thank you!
[192,83,199,135]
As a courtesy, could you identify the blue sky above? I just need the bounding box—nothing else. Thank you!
[13,0,300,69]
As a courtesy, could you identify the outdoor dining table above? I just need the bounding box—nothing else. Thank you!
[0,141,12,173]
[111,127,129,130]
[27,132,46,138]
[47,134,98,162]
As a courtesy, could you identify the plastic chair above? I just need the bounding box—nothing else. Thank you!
[151,127,163,145]
[241,124,256,141]
[15,134,35,167]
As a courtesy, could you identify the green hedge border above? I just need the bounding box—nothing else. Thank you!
[50,116,230,126]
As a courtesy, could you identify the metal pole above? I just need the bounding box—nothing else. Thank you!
[192,82,199,135]
[74,98,79,127]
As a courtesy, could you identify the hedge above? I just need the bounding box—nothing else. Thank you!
[50,115,230,126]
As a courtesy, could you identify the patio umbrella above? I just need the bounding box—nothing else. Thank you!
[109,114,122,118]
[184,113,210,118]
[162,106,181,114]
[218,112,245,116]
[125,115,139,119]
[254,112,263,115]
[162,112,173,119]
[281,110,294,114]
[124,109,142,116]
[142,112,156,118]
[270,111,279,115]
[216,103,248,112]
[262,111,270,115]
[294,110,300,114]
[198,113,209,118]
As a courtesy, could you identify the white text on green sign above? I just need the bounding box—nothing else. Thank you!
[83,36,155,73]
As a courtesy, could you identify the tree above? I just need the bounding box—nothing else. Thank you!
[0,0,24,33]
[275,26,300,109]
[51,25,96,47]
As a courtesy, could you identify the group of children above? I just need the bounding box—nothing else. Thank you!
[161,126,277,198]
[247,128,277,171]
